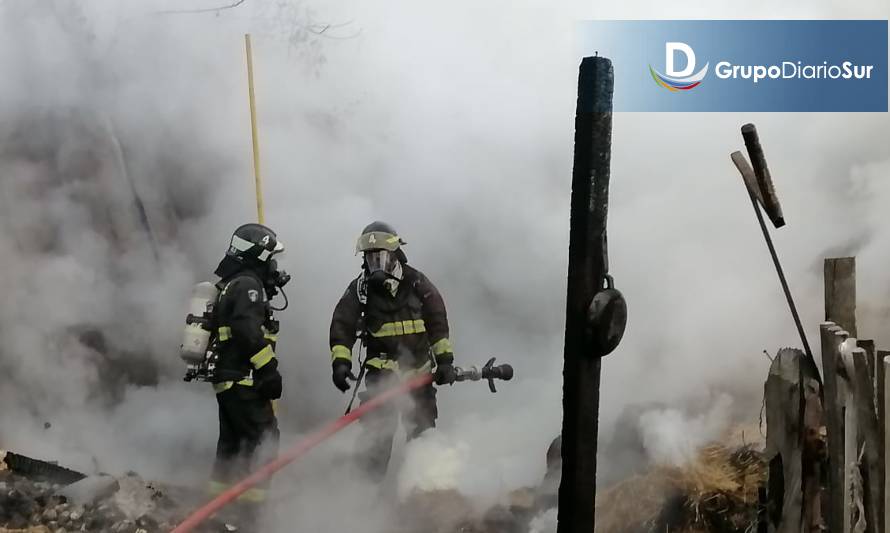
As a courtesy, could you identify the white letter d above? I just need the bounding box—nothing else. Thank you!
[666,42,695,77]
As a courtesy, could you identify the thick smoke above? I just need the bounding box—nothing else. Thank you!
[0,0,887,531]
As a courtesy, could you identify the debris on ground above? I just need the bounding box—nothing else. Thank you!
[0,451,241,533]
[594,443,765,533]
[2,427,766,533]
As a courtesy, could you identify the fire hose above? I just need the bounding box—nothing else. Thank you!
[170,359,513,533]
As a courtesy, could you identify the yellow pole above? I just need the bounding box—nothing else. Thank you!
[245,33,264,225]
[245,34,278,416]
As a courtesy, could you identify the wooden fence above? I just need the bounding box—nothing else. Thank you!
[763,257,887,533]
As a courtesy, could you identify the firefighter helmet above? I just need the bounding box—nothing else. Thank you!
[356,221,408,264]
[226,223,285,263]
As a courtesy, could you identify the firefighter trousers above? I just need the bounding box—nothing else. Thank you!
[210,384,280,505]
[355,367,438,483]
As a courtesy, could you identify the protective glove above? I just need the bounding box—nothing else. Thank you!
[332,360,357,393]
[254,362,283,400]
[433,363,457,386]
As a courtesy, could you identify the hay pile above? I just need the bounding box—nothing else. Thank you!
[595,444,764,533]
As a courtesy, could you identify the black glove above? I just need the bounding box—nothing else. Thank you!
[254,362,283,400]
[332,360,357,393]
[434,363,457,385]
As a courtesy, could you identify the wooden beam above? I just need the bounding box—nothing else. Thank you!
[821,322,846,533]
[852,347,881,532]
[824,257,857,337]
[557,55,614,533]
[839,334,855,533]
[883,354,890,533]
[879,350,888,533]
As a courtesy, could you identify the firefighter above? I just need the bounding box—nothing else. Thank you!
[329,221,457,481]
[208,223,288,507]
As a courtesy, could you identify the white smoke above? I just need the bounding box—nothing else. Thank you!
[0,1,886,531]
[638,394,734,466]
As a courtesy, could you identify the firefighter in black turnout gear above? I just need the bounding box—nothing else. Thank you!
[209,223,288,505]
[329,221,457,481]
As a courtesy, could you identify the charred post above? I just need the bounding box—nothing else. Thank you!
[820,322,844,533]
[557,55,614,533]
[824,257,857,338]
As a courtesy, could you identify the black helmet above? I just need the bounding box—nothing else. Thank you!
[356,221,407,263]
[226,223,285,263]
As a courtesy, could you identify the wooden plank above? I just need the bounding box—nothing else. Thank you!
[824,257,857,337]
[764,349,804,533]
[852,347,881,532]
[839,337,855,533]
[883,355,890,533]
[802,356,827,532]
[822,322,846,533]
[879,350,888,533]
[858,339,876,387]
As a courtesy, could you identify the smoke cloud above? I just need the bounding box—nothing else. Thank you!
[0,0,887,531]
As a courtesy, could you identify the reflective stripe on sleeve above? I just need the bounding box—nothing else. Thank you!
[431,338,454,356]
[250,345,275,369]
[331,345,352,362]
[218,326,232,341]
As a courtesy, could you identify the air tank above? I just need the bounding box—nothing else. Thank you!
[180,281,219,364]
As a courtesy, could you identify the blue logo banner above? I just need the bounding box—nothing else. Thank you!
[577,20,888,112]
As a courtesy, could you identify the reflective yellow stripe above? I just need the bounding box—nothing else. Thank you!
[431,338,453,356]
[365,357,399,371]
[208,481,267,502]
[213,378,254,394]
[365,358,433,378]
[208,480,228,495]
[250,345,275,369]
[238,487,267,502]
[331,345,352,362]
[262,326,278,343]
[371,319,426,338]
[218,326,232,341]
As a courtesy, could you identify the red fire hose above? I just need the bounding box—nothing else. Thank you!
[170,373,434,533]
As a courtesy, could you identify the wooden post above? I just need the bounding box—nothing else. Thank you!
[878,351,890,532]
[839,335,855,533]
[557,55,614,533]
[851,346,881,532]
[764,348,824,532]
[858,339,876,386]
[824,257,857,337]
[822,322,846,533]
[858,339,883,531]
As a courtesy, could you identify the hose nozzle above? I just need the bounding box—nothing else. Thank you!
[455,357,514,393]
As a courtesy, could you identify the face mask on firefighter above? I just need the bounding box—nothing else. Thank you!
[267,257,291,289]
[365,250,402,279]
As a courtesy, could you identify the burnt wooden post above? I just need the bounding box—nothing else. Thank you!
[557,55,614,533]
[825,257,857,337]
